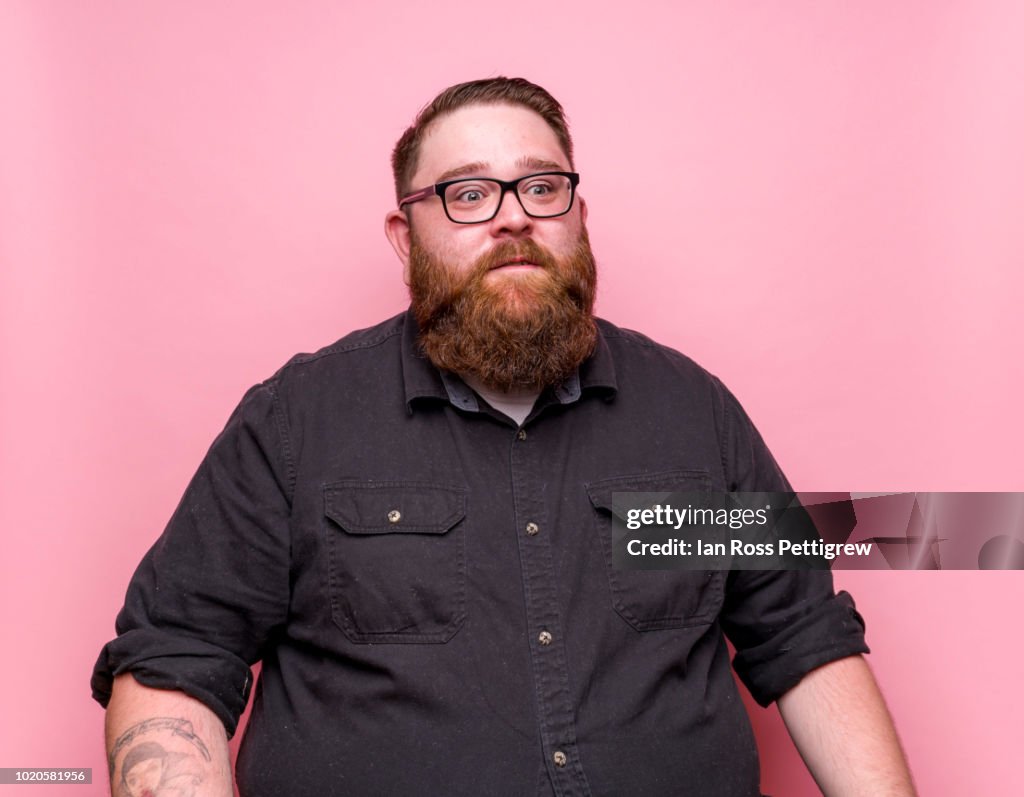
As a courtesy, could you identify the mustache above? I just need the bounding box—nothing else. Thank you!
[473,239,559,275]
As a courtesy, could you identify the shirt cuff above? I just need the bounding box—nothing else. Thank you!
[731,590,869,707]
[91,629,253,738]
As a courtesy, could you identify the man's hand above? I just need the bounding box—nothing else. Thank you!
[105,674,234,797]
[777,655,916,797]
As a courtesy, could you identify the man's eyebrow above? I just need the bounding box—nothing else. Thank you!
[516,156,566,172]
[433,157,569,184]
[435,162,490,183]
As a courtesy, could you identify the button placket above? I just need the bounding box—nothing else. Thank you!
[509,426,592,796]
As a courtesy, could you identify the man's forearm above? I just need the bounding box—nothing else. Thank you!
[777,655,916,797]
[105,673,234,797]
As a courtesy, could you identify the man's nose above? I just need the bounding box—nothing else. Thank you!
[488,188,533,237]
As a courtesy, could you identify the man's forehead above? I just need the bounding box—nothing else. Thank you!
[413,103,570,184]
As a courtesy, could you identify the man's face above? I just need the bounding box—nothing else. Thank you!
[123,756,163,797]
[398,102,587,283]
[385,102,598,391]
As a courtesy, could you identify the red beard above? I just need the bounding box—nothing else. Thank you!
[409,231,599,392]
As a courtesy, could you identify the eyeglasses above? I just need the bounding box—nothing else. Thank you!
[399,171,580,224]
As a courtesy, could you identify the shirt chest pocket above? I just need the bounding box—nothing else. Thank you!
[324,481,467,643]
[586,470,726,632]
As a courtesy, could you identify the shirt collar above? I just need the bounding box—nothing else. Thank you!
[401,311,450,411]
[439,370,480,412]
[579,320,618,399]
[401,310,618,413]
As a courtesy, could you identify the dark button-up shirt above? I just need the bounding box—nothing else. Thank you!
[93,311,868,797]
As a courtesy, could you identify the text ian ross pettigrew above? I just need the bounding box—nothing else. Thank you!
[623,503,873,562]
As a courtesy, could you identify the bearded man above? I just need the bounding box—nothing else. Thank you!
[94,78,915,796]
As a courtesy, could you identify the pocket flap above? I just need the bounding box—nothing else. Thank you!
[324,481,467,535]
[585,469,710,516]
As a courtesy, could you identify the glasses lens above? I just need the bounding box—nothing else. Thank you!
[443,180,502,223]
[516,174,573,218]
[442,174,574,222]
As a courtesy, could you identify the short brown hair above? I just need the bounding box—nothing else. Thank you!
[391,77,575,203]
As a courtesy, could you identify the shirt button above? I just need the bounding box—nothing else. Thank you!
[525,522,539,536]
[552,750,567,767]
[387,510,401,524]
[517,429,527,441]
[538,630,553,646]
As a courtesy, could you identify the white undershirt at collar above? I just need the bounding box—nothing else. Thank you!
[460,374,540,427]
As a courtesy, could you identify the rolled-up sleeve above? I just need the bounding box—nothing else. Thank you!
[713,377,869,706]
[91,380,293,736]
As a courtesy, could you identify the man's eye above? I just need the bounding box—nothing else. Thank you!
[452,186,489,203]
[523,182,553,197]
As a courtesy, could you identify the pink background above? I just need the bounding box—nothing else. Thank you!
[2,1,1022,794]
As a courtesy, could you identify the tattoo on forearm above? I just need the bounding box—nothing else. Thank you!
[110,718,211,797]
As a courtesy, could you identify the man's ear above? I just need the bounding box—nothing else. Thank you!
[578,194,588,225]
[384,209,412,285]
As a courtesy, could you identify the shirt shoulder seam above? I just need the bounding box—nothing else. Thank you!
[710,375,732,488]
[265,380,297,501]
